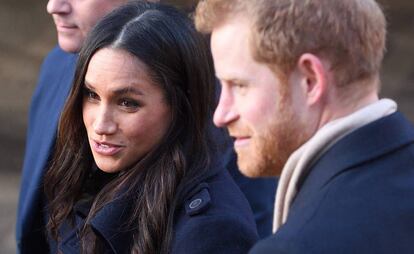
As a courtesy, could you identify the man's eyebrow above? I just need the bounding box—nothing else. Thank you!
[220,77,250,85]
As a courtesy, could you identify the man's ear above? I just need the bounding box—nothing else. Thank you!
[295,53,328,106]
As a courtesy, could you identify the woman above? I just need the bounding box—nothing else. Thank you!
[44,1,258,253]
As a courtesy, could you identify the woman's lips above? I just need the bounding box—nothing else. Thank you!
[91,140,124,156]
[233,136,251,148]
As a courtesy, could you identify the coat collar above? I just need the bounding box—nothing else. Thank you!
[89,195,134,254]
[294,112,414,203]
[71,175,220,254]
[60,192,134,254]
[61,155,223,253]
[71,167,132,254]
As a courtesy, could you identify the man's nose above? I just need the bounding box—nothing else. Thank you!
[213,86,238,128]
[47,0,71,15]
[93,108,117,136]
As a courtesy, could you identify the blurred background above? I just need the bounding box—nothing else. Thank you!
[0,0,413,253]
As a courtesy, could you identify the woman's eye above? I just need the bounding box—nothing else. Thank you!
[83,88,99,101]
[119,99,140,110]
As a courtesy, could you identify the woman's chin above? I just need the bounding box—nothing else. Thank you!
[95,162,122,174]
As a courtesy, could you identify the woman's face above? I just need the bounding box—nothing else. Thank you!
[82,48,171,173]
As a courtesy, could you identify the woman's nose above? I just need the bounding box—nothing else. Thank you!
[92,108,117,136]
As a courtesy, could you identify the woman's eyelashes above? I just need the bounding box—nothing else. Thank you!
[83,86,142,112]
[118,98,141,111]
[83,87,100,101]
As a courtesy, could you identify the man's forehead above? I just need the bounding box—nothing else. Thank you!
[210,18,258,82]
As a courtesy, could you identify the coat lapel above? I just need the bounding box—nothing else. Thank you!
[89,195,134,254]
[292,112,414,209]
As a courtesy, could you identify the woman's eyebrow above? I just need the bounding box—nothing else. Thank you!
[112,86,145,96]
[83,80,145,96]
[83,81,95,90]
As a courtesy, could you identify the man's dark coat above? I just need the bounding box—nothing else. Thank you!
[250,112,414,254]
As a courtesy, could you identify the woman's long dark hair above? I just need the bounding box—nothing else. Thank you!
[44,1,215,253]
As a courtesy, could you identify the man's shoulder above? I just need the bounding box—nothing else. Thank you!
[35,45,77,92]
[296,111,414,201]
[43,45,75,64]
[28,45,77,125]
[251,181,414,254]
[38,45,77,78]
[251,113,414,254]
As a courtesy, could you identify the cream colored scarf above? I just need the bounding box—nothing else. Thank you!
[273,98,397,233]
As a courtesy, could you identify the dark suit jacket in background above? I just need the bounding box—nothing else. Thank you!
[16,46,276,253]
[250,112,414,254]
[16,46,77,253]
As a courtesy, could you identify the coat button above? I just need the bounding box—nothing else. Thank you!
[189,198,202,209]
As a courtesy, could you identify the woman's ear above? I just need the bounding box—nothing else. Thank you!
[295,53,328,106]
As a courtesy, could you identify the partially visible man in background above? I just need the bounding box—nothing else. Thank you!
[16,0,276,252]
[196,0,414,253]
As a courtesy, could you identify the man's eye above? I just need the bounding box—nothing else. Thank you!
[233,83,248,94]
[230,81,247,90]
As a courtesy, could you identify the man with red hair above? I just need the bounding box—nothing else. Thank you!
[196,0,414,252]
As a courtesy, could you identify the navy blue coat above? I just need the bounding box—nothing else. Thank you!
[16,46,77,253]
[250,112,414,254]
[16,46,275,253]
[53,165,258,253]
